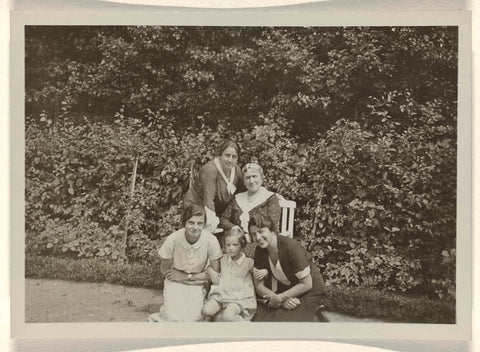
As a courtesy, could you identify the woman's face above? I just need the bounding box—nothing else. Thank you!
[244,168,263,194]
[220,147,238,171]
[250,225,274,249]
[184,214,205,242]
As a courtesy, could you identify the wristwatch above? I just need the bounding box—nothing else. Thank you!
[187,273,193,281]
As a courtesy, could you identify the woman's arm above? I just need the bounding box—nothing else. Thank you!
[219,198,238,231]
[199,162,218,212]
[160,258,173,276]
[253,277,276,299]
[267,274,313,308]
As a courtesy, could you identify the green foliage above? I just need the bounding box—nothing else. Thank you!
[25,255,164,289]
[323,286,455,324]
[25,26,457,302]
[26,26,457,138]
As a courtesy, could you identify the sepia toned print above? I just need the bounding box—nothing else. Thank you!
[10,9,471,340]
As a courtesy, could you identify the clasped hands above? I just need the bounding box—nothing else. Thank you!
[263,293,301,310]
[164,268,189,282]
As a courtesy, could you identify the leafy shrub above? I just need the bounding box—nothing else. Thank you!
[323,286,455,324]
[25,26,457,300]
[25,255,165,289]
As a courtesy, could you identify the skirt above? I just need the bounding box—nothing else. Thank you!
[148,279,207,322]
[252,264,326,322]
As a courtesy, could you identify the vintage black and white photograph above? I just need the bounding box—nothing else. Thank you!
[21,23,460,328]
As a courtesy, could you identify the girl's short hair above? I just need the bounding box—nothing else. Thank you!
[218,139,241,158]
[248,213,275,233]
[242,162,264,180]
[183,204,206,225]
[224,226,248,249]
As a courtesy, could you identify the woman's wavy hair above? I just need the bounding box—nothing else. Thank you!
[248,213,275,233]
[217,139,241,159]
[182,204,206,225]
[242,163,265,180]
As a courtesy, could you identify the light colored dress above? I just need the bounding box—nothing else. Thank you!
[207,253,257,320]
[148,228,222,322]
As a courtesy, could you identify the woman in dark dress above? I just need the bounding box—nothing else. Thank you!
[220,163,281,242]
[249,214,326,322]
[184,140,244,233]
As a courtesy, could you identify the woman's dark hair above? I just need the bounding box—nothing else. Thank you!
[248,213,275,233]
[224,226,248,249]
[183,204,206,225]
[217,139,241,158]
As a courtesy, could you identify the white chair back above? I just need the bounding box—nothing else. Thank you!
[277,197,296,238]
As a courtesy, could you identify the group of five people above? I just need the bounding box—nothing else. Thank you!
[149,140,326,323]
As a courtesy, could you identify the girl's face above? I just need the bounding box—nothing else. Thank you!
[184,214,205,242]
[224,235,242,259]
[244,168,263,194]
[220,147,238,171]
[249,225,273,249]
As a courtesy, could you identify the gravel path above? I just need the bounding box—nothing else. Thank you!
[26,278,384,323]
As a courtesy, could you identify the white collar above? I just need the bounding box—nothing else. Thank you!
[179,229,205,250]
[227,253,246,266]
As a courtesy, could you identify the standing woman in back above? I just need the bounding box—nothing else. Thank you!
[184,140,244,233]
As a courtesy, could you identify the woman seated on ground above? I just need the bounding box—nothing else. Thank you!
[220,163,281,242]
[184,140,244,233]
[249,214,327,322]
[148,204,222,322]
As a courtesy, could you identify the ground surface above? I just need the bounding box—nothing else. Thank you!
[26,278,384,323]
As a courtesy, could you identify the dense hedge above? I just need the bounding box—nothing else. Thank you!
[25,26,457,301]
[26,111,456,300]
[25,255,454,323]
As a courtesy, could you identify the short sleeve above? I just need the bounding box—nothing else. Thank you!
[207,235,223,261]
[253,246,269,270]
[287,240,310,278]
[158,233,175,260]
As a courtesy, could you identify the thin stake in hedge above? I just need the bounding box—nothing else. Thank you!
[122,155,139,259]
[310,182,325,238]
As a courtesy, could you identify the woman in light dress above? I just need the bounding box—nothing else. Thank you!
[148,204,223,322]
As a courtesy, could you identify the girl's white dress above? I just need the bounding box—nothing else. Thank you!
[207,253,257,320]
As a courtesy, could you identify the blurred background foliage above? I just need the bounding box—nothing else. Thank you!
[25,26,457,300]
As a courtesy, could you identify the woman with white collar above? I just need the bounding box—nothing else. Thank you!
[220,163,281,242]
[184,140,244,233]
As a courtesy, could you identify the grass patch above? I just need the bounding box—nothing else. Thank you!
[26,255,455,323]
[323,285,455,324]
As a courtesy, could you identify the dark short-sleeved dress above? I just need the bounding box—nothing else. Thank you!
[183,159,244,218]
[252,234,326,322]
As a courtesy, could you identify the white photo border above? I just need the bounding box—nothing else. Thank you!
[10,9,472,339]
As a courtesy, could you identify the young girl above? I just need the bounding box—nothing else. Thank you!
[201,226,257,321]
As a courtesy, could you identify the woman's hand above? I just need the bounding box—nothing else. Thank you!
[207,267,220,285]
[253,267,268,281]
[267,294,284,309]
[282,298,301,310]
[165,269,187,282]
